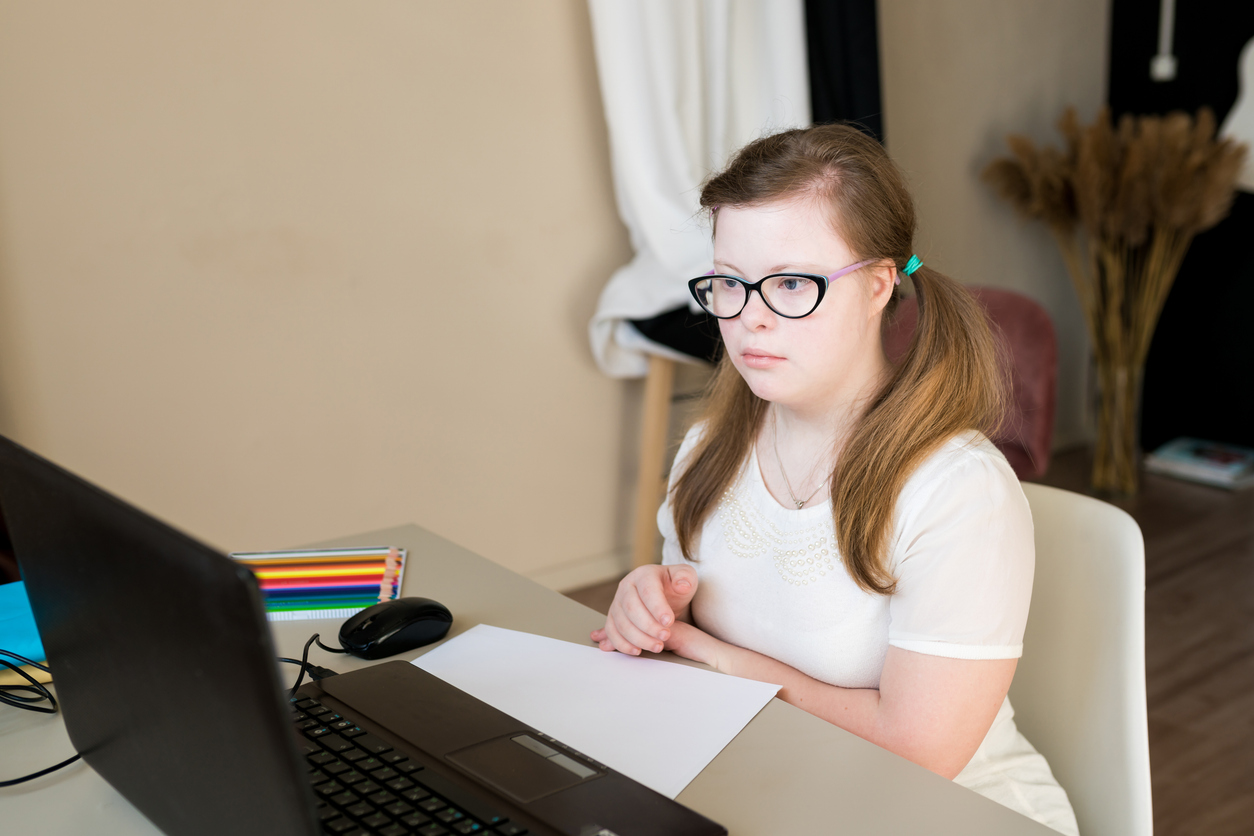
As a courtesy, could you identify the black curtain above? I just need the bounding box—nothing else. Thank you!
[1108,0,1254,450]
[806,0,883,140]
[630,0,884,362]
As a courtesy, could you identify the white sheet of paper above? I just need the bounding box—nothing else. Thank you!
[412,623,780,799]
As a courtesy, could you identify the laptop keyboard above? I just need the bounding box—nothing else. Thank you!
[292,696,530,836]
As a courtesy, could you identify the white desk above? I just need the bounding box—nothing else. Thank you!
[0,524,1053,834]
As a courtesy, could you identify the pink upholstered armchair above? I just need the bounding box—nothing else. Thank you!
[884,287,1058,480]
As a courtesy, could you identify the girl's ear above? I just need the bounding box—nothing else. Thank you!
[867,259,897,315]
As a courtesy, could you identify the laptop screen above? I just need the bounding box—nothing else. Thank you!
[0,434,317,836]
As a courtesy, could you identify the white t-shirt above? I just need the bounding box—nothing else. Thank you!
[660,426,1079,835]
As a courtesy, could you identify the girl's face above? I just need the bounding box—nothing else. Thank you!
[712,199,894,416]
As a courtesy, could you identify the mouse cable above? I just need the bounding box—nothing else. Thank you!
[314,635,347,654]
[278,657,339,683]
[281,634,342,699]
[0,648,83,787]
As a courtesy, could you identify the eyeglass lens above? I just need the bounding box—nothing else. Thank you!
[692,275,820,318]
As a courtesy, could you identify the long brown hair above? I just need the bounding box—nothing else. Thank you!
[671,124,1005,594]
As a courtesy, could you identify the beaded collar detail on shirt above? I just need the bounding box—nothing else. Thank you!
[715,451,838,587]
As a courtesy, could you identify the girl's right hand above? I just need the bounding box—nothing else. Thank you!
[590,564,698,656]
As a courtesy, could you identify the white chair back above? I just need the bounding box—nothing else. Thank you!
[1011,483,1152,836]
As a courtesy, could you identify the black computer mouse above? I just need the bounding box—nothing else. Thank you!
[338,597,453,660]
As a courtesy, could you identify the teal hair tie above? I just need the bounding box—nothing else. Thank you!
[903,254,922,276]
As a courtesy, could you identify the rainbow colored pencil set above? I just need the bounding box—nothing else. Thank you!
[230,547,406,622]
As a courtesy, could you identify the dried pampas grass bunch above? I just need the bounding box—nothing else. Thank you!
[984,106,1246,494]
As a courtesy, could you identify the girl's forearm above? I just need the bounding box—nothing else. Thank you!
[712,641,885,743]
[707,638,1003,780]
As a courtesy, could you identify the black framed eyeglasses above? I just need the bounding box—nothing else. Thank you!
[688,259,876,319]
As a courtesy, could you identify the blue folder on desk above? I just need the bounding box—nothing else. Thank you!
[0,580,44,664]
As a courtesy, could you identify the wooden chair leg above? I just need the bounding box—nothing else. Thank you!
[631,355,676,569]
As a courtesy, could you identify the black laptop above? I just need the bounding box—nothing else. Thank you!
[0,434,726,836]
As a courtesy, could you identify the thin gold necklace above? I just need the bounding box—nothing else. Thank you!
[771,411,829,509]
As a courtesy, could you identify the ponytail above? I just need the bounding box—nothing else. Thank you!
[833,265,1005,593]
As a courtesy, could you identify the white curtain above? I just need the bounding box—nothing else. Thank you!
[587,0,811,378]
[1218,35,1254,192]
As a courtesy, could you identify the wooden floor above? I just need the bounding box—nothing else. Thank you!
[564,446,1254,836]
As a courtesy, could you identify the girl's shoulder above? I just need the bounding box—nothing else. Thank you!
[888,430,1034,579]
[898,430,1024,515]
[912,429,1011,477]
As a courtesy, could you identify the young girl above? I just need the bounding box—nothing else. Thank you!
[591,124,1079,835]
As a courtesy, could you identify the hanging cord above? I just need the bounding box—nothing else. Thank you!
[0,754,82,787]
[278,634,343,699]
[0,649,57,713]
[0,648,82,786]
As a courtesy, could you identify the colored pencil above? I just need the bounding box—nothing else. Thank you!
[230,546,406,622]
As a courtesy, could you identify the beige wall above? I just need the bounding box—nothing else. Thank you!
[0,1,1113,591]
[0,1,635,587]
[880,0,1112,448]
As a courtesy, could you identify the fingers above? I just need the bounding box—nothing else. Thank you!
[592,565,699,656]
[634,576,676,629]
[589,626,636,655]
[608,593,668,655]
[589,627,618,654]
[592,617,654,656]
[620,567,672,632]
[592,611,645,656]
[604,614,659,656]
[598,572,667,655]
[665,564,698,608]
[628,563,698,631]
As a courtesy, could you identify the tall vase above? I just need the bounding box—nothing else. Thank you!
[1092,361,1142,496]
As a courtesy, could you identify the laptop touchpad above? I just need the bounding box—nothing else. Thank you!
[447,734,601,803]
